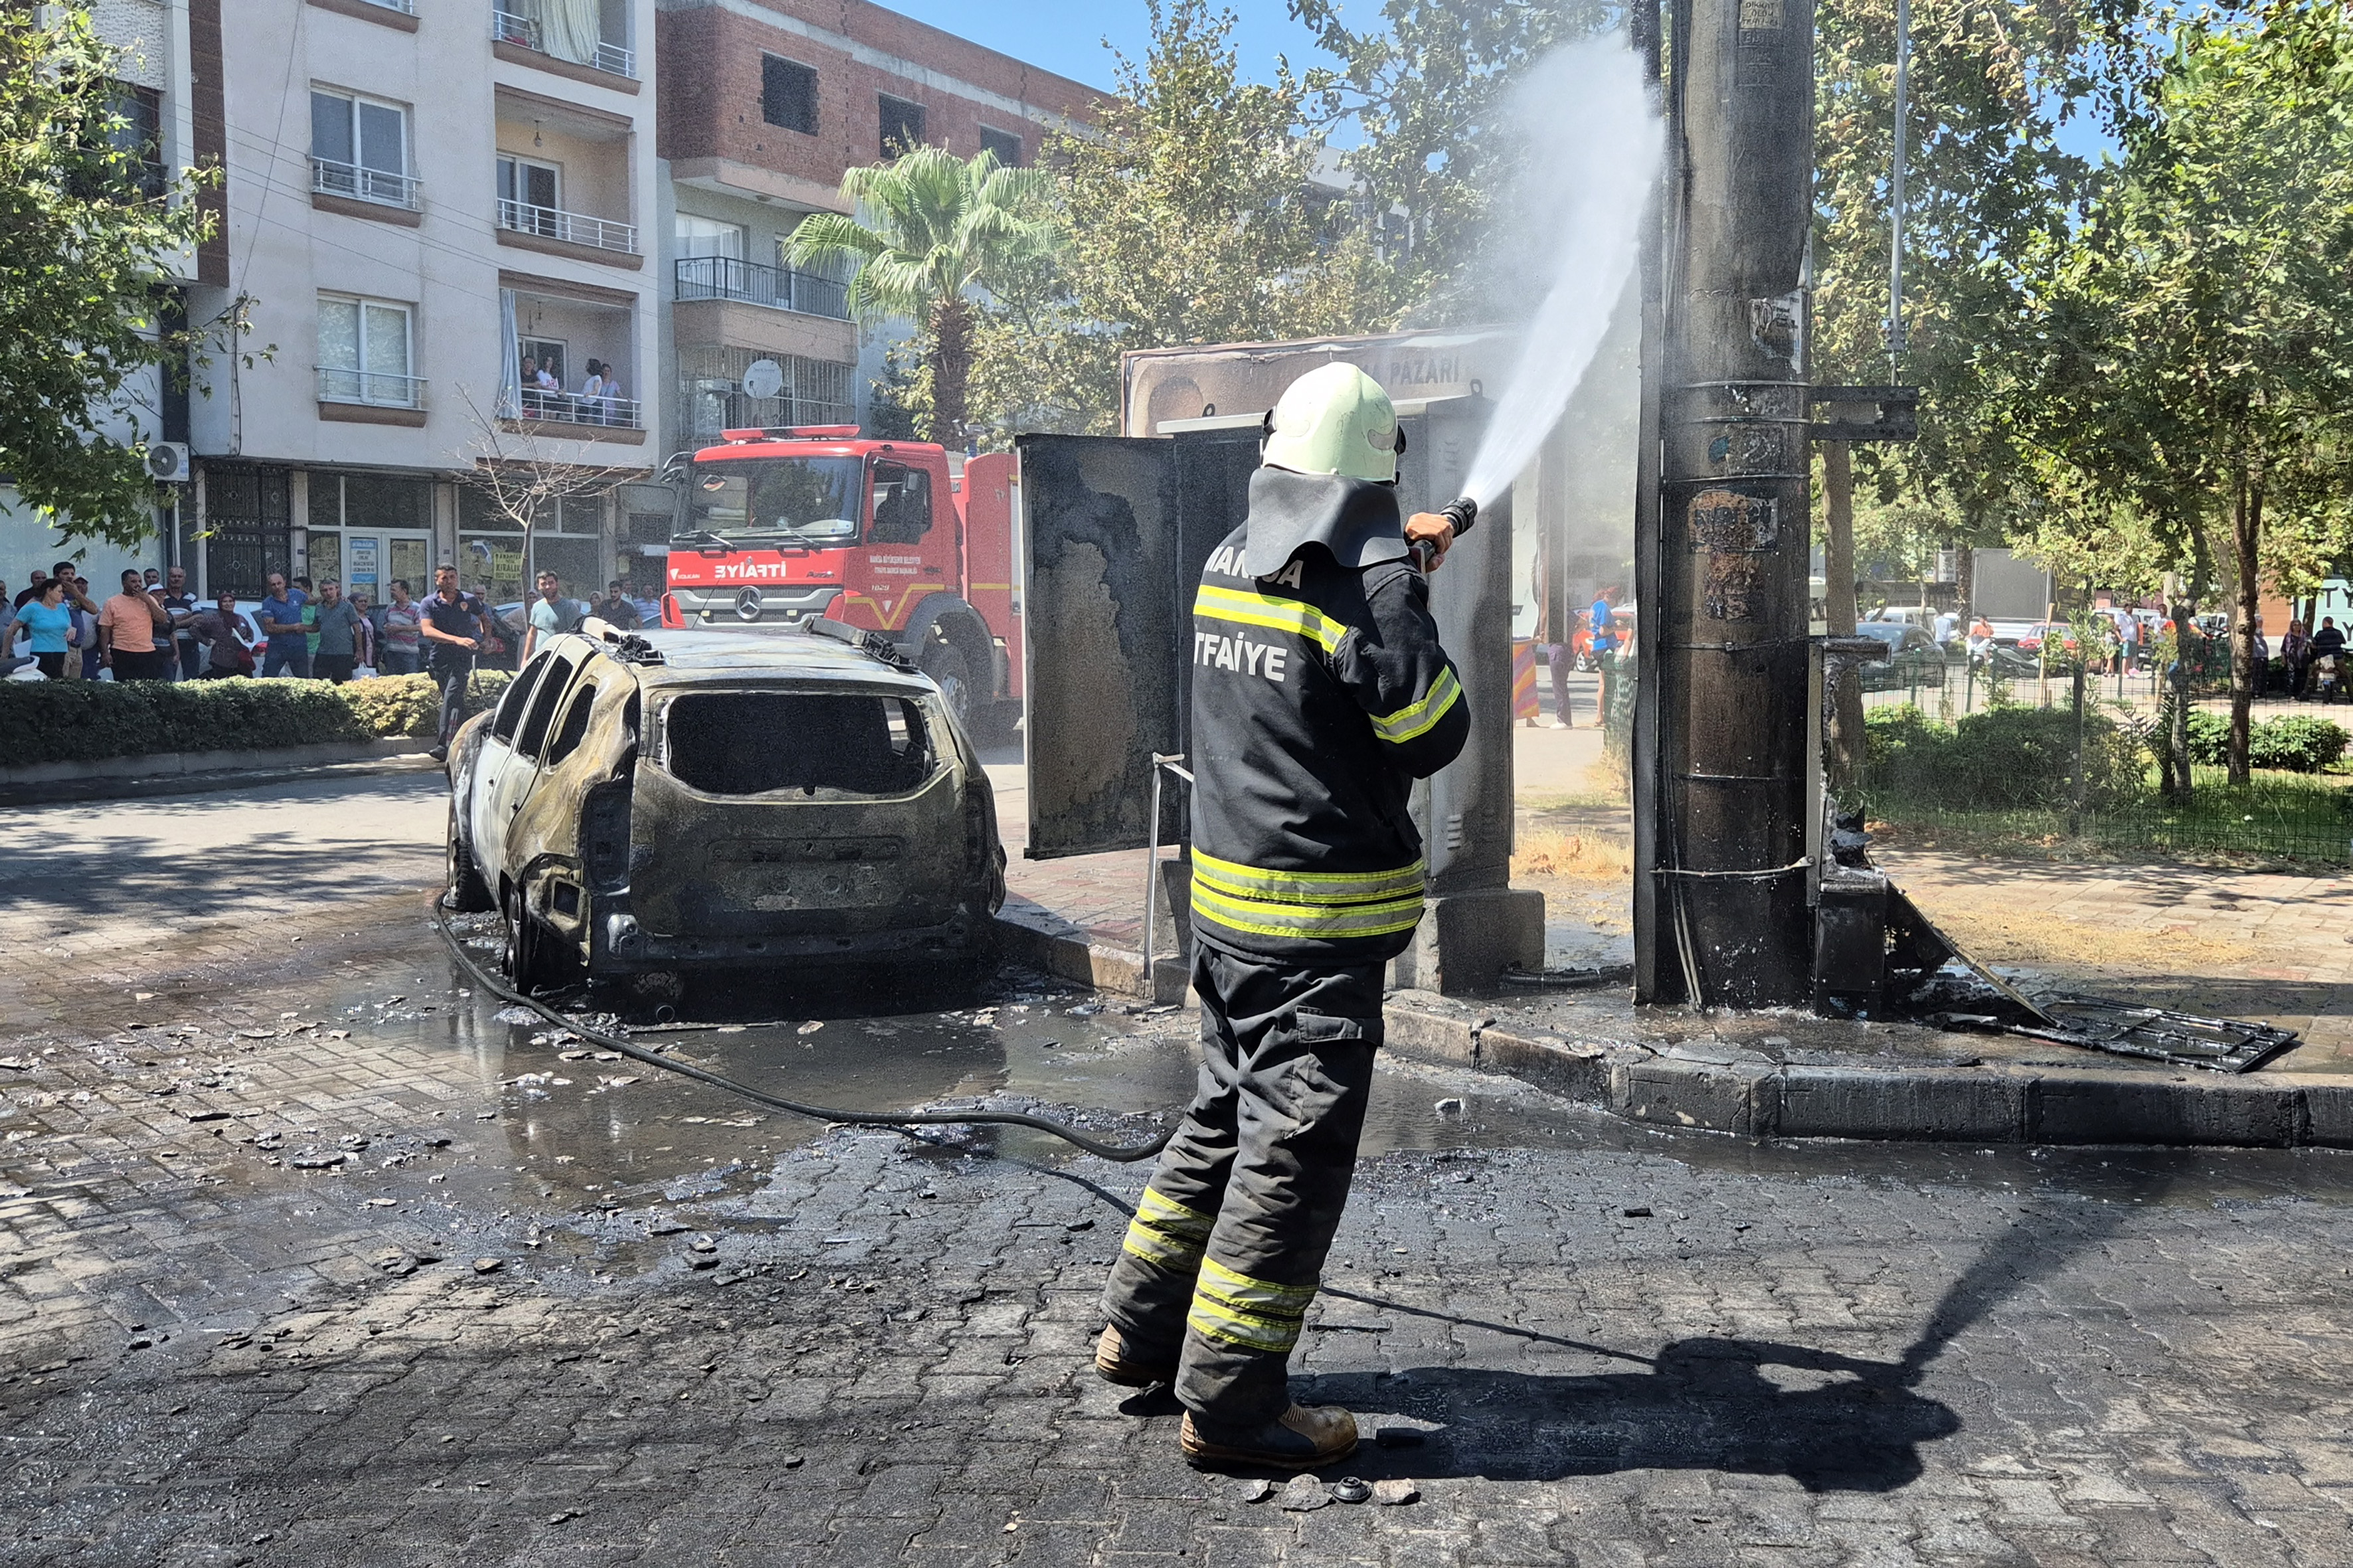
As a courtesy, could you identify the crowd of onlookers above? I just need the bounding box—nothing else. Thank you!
[518,355,629,426]
[1,560,665,689]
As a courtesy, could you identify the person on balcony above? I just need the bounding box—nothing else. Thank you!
[579,360,606,425]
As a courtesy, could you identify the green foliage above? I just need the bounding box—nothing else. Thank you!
[1863,702,2150,810]
[1,6,250,549]
[1288,0,1609,306]
[786,145,1057,444]
[2185,711,2348,772]
[1812,0,2130,539]
[0,670,514,764]
[965,0,1413,441]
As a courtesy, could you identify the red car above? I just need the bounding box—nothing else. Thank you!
[1569,606,1638,671]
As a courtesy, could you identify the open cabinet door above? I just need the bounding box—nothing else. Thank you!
[1016,434,1184,860]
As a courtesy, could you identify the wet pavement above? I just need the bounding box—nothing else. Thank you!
[11,781,2353,1564]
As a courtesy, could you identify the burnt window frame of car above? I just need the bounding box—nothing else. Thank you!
[657,689,938,798]
[542,665,601,768]
[493,652,556,742]
[514,653,580,758]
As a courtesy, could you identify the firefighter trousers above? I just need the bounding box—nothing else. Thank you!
[1099,941,1383,1425]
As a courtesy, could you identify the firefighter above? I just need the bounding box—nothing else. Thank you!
[1095,363,1471,1469]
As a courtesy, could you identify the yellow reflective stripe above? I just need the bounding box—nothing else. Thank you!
[1188,1256,1316,1353]
[1189,880,1427,941]
[1193,584,1346,654]
[1190,849,1426,903]
[1369,665,1462,744]
[1122,1187,1214,1274]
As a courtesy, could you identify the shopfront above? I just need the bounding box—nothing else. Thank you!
[306,471,435,608]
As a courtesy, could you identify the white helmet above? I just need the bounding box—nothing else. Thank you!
[1261,364,1401,484]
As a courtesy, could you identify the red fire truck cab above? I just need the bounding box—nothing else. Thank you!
[662,427,1022,738]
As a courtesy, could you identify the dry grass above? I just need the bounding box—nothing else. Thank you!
[1914,900,2263,974]
[1514,829,1634,882]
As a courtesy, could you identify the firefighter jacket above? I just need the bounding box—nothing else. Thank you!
[1187,474,1470,965]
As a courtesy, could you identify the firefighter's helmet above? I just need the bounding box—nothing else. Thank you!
[1260,364,1402,484]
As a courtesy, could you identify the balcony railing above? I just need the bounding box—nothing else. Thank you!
[673,256,850,321]
[497,197,638,256]
[490,7,638,80]
[510,388,644,430]
[317,367,427,408]
[311,156,420,211]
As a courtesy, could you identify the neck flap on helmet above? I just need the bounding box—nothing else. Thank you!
[1242,467,1408,580]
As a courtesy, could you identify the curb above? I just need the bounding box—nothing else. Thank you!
[992,908,1187,1003]
[0,740,439,806]
[1379,998,2353,1150]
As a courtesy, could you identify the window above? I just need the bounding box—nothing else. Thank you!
[311,89,412,207]
[517,657,578,757]
[869,464,932,545]
[108,84,164,200]
[878,95,925,157]
[978,126,1023,168]
[497,155,561,234]
[544,683,597,768]
[675,214,746,260]
[663,693,933,796]
[317,294,416,407]
[762,55,818,134]
[493,654,552,742]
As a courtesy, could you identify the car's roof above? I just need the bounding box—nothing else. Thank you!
[552,626,935,693]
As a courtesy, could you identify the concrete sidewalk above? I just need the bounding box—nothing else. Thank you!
[992,709,2353,1148]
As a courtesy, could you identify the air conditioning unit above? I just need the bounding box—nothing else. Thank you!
[145,442,191,484]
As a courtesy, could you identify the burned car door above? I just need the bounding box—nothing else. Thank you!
[482,650,579,879]
[469,653,554,873]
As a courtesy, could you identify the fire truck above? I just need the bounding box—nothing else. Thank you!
[661,426,1023,739]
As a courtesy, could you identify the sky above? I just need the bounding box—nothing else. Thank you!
[876,0,1337,96]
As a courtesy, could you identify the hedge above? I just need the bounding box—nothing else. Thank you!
[1864,703,2150,811]
[2185,710,2349,773]
[0,671,513,766]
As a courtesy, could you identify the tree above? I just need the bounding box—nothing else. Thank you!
[1288,0,1610,311]
[1807,0,2131,786]
[456,387,644,601]
[1,5,248,549]
[2009,1,2353,787]
[784,145,1058,446]
[963,0,1412,442]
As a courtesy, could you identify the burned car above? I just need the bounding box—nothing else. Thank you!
[445,618,1005,990]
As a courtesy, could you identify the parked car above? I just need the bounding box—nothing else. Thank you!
[1850,621,1949,691]
[445,618,1006,990]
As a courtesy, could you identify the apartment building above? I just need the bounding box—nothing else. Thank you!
[652,0,1102,479]
[179,0,663,606]
[0,0,201,577]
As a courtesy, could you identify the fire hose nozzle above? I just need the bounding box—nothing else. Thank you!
[1411,496,1478,572]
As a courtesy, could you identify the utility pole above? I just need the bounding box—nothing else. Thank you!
[1641,0,1819,1006]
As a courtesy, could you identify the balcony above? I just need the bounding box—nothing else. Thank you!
[311,156,420,215]
[317,367,428,426]
[673,256,849,321]
[491,5,638,86]
[511,388,644,432]
[498,197,638,258]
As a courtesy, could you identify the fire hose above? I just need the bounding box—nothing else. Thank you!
[428,901,1176,1163]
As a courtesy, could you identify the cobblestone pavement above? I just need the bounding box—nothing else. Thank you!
[11,783,2353,1565]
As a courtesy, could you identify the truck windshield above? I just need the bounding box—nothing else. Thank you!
[677,457,863,545]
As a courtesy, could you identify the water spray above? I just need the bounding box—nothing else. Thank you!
[1457,34,1665,511]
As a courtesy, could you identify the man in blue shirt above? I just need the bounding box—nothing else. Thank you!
[1589,588,1616,660]
[258,571,310,678]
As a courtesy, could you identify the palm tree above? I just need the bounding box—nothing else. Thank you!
[784,145,1059,446]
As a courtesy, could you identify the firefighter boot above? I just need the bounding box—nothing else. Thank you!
[1179,1403,1358,1470]
[1094,1325,1179,1387]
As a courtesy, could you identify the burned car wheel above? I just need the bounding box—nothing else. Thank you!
[503,886,571,994]
[445,801,495,913]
